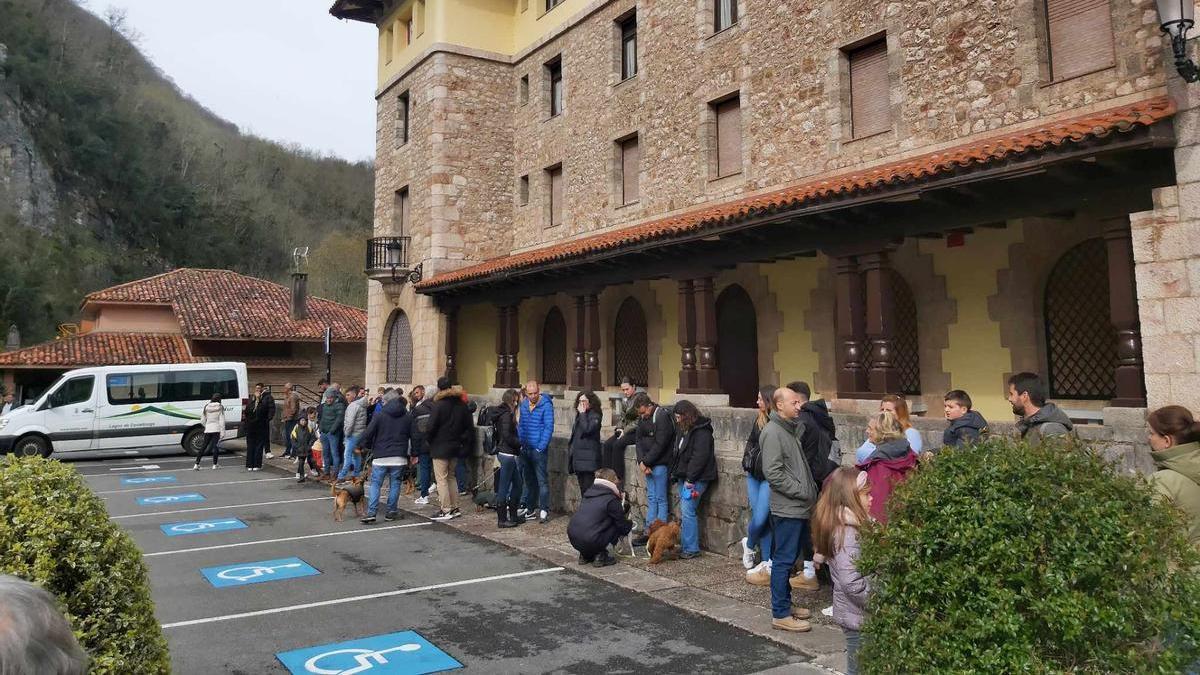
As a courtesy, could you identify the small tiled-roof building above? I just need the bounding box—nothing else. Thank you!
[0,269,367,405]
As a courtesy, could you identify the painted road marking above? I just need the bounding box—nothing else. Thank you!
[110,465,162,472]
[98,477,290,494]
[161,568,565,628]
[202,557,320,588]
[76,456,206,468]
[137,493,206,506]
[160,518,248,537]
[277,631,460,675]
[145,523,430,557]
[112,497,332,520]
[121,476,178,486]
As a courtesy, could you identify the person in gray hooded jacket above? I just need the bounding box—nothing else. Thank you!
[338,386,368,480]
[1006,372,1073,443]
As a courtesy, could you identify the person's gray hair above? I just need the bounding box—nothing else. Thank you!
[0,575,89,675]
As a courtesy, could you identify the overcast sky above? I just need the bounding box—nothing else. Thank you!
[84,0,378,161]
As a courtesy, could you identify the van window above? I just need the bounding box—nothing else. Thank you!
[107,372,169,405]
[170,370,238,401]
[49,376,94,408]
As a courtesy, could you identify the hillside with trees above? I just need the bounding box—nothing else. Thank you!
[0,0,373,343]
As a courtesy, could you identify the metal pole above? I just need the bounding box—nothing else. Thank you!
[324,327,332,384]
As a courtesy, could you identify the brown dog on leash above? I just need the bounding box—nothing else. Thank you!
[331,476,367,522]
[646,519,681,564]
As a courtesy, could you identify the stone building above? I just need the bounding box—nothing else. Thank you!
[331,0,1200,460]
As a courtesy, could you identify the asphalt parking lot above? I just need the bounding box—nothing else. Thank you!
[79,452,807,674]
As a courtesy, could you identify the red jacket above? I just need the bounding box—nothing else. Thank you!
[856,443,918,523]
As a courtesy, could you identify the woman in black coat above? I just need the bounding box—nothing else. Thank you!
[569,390,604,493]
[671,400,717,558]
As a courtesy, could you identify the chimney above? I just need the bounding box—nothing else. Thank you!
[5,325,18,352]
[291,272,308,321]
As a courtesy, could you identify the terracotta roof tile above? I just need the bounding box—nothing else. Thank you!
[86,269,367,341]
[193,356,313,369]
[418,96,1175,291]
[0,333,192,368]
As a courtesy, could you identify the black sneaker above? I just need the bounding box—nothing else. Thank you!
[384,511,402,521]
[578,553,592,565]
[450,508,463,519]
[361,515,377,524]
[430,510,454,522]
[296,475,305,483]
[593,552,617,567]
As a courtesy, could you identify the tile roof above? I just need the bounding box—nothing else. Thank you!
[418,95,1175,291]
[85,269,367,341]
[0,333,191,368]
[193,356,313,370]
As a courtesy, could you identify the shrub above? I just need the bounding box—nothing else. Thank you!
[857,436,1200,673]
[0,457,169,673]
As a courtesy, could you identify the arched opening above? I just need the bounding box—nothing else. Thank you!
[541,307,567,385]
[612,297,648,386]
[890,270,921,396]
[717,284,759,408]
[1044,238,1115,399]
[385,310,413,383]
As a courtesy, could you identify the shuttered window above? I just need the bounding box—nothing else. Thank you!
[393,188,409,234]
[396,91,410,146]
[621,136,640,205]
[848,39,890,139]
[548,165,563,227]
[714,96,742,178]
[1045,0,1115,81]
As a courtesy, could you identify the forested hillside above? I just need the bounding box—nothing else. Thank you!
[0,0,373,343]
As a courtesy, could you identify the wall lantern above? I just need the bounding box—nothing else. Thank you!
[1157,0,1200,82]
[384,239,404,269]
[384,238,422,285]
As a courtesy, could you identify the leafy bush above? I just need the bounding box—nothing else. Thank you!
[857,436,1200,673]
[0,457,169,673]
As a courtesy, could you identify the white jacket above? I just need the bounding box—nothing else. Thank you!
[202,401,226,434]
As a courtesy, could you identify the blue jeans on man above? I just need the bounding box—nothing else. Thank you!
[337,434,361,480]
[496,453,523,508]
[366,464,403,517]
[746,474,773,561]
[320,432,343,478]
[417,454,433,497]
[678,479,708,554]
[520,448,549,513]
[644,464,670,528]
[768,515,809,619]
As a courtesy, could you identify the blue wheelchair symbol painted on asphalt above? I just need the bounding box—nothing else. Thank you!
[160,518,247,536]
[201,557,319,588]
[136,493,205,505]
[121,475,177,485]
[276,631,461,675]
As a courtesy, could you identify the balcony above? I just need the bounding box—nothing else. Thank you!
[366,237,423,296]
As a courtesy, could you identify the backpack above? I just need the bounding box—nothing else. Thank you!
[478,405,504,456]
[741,426,765,480]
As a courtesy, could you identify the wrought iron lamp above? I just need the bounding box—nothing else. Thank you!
[385,238,422,284]
[1157,0,1200,82]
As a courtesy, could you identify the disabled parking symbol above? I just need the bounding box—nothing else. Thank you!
[160,518,247,536]
[276,631,461,675]
[136,493,205,505]
[201,557,320,588]
[121,475,177,485]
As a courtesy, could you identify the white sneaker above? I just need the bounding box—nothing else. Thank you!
[265,452,274,459]
[413,496,430,505]
[821,605,834,617]
[193,464,200,471]
[212,464,219,470]
[740,537,756,570]
[428,483,437,493]
[750,559,772,574]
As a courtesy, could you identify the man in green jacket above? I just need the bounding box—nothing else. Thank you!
[760,386,816,633]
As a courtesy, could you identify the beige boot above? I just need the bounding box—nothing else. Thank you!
[790,574,820,591]
[771,616,812,632]
[792,607,812,620]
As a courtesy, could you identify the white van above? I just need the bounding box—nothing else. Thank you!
[0,362,248,458]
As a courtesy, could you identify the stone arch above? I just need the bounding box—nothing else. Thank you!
[541,306,568,385]
[1043,237,1115,399]
[716,284,759,407]
[612,296,649,387]
[384,309,413,384]
[598,282,668,396]
[716,263,784,388]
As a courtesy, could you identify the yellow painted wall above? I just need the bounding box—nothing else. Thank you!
[511,0,593,54]
[652,280,680,403]
[922,228,1023,421]
[763,258,825,397]
[378,0,437,87]
[457,303,497,395]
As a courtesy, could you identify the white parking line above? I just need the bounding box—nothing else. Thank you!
[160,567,565,629]
[96,477,292,494]
[74,457,201,469]
[144,522,431,557]
[110,497,332,520]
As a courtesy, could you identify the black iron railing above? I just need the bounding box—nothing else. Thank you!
[366,236,410,271]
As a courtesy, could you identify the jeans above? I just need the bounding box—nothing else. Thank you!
[283,419,298,456]
[746,473,773,562]
[321,432,343,477]
[769,515,808,619]
[367,464,403,516]
[432,458,459,512]
[456,457,470,493]
[844,628,861,675]
[521,449,550,512]
[644,464,670,528]
[338,434,361,480]
[417,454,433,497]
[678,479,708,554]
[495,454,523,508]
[198,432,220,466]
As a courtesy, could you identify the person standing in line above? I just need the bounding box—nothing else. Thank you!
[409,386,435,504]
[245,383,272,471]
[1007,372,1074,442]
[631,392,676,547]
[281,383,301,459]
[425,377,473,521]
[942,389,989,448]
[340,386,368,480]
[359,389,409,524]
[319,385,347,480]
[258,384,276,461]
[291,414,318,483]
[855,394,923,462]
[855,411,917,524]
[671,400,717,560]
[788,381,838,591]
[744,386,777,581]
[0,575,90,674]
[812,468,874,674]
[1147,405,1200,548]
[195,394,224,470]
[492,388,525,528]
[569,391,603,494]
[517,380,555,524]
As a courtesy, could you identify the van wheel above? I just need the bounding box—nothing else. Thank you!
[15,436,50,458]
[183,428,207,457]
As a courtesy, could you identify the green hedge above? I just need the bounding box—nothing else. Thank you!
[857,436,1200,673]
[0,457,169,673]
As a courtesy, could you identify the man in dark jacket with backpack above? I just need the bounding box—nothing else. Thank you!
[424,377,473,521]
[632,392,674,546]
[788,382,838,486]
[358,391,408,524]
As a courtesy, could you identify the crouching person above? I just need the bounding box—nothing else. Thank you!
[567,468,632,568]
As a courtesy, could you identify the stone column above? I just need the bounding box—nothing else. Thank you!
[677,279,697,392]
[1104,217,1146,407]
[582,294,602,391]
[693,276,721,393]
[443,307,458,383]
[834,256,869,397]
[862,251,901,394]
[570,295,585,389]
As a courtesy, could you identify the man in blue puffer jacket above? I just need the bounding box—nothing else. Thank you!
[517,380,555,523]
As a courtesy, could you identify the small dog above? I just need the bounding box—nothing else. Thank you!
[646,519,681,564]
[331,476,366,522]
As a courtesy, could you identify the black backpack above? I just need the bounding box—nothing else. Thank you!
[478,405,504,456]
[742,425,765,480]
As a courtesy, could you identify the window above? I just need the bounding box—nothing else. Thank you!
[619,135,640,204]
[547,57,563,117]
[396,91,410,146]
[714,0,738,32]
[382,26,394,65]
[519,175,530,206]
[613,297,648,386]
[393,187,409,234]
[546,0,565,11]
[106,372,167,405]
[619,14,637,80]
[169,370,239,401]
[848,37,890,139]
[547,165,563,226]
[713,95,742,178]
[1044,0,1115,81]
[386,310,414,383]
[405,16,414,44]
[541,308,567,385]
[863,271,921,395]
[49,376,94,408]
[519,75,529,106]
[1045,238,1116,398]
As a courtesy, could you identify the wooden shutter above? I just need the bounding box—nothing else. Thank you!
[849,39,890,139]
[715,97,742,177]
[1046,0,1115,81]
[393,188,408,234]
[621,137,640,204]
[549,166,563,226]
[519,175,529,205]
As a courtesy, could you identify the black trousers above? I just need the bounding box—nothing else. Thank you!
[601,433,633,484]
[570,527,622,561]
[197,432,220,466]
[575,471,595,494]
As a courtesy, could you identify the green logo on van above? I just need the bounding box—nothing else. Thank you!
[104,404,200,421]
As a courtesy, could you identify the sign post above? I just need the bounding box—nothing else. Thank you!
[324,327,332,385]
